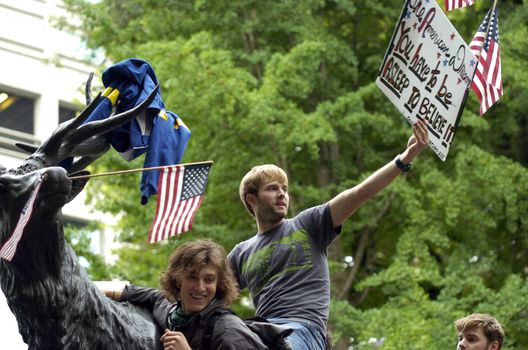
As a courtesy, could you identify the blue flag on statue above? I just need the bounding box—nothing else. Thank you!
[83,58,191,204]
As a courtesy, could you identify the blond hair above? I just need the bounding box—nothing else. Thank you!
[455,313,505,349]
[159,240,238,307]
[239,164,288,217]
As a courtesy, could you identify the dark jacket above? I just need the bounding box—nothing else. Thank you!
[121,285,292,350]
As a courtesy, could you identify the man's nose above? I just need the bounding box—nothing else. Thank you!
[195,279,205,291]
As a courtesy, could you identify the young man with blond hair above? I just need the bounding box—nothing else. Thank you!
[455,313,505,350]
[228,120,429,349]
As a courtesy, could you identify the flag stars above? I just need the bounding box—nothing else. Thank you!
[443,59,449,66]
[182,166,209,200]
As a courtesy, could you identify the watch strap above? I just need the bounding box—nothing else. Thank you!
[394,155,412,172]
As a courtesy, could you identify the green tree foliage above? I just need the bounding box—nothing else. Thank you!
[63,0,528,348]
[64,223,111,280]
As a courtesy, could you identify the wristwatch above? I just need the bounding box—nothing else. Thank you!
[394,155,412,172]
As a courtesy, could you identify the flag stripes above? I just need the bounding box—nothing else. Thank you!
[469,32,485,60]
[0,176,43,261]
[148,163,210,243]
[445,0,475,12]
[470,7,503,116]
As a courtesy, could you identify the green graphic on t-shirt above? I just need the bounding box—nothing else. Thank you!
[241,229,313,294]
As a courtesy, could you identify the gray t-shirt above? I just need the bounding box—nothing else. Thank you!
[228,203,340,337]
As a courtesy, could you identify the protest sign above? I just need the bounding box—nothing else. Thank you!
[376,0,476,161]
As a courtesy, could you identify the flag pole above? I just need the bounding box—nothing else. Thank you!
[68,160,214,180]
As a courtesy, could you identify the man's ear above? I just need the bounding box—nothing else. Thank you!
[246,193,257,206]
[489,340,500,350]
[246,193,258,213]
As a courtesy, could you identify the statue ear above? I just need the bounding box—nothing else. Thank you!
[67,170,90,203]
[15,142,38,154]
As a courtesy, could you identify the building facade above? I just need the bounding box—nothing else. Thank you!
[0,0,115,257]
[0,2,114,347]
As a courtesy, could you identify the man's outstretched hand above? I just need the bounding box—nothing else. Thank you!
[401,119,429,163]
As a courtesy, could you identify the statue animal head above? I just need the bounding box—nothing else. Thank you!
[0,76,163,350]
[0,76,157,269]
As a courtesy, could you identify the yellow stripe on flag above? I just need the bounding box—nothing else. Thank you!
[102,87,120,105]
[174,117,187,130]
[159,110,168,121]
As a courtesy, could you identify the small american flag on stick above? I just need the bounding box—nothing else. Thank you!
[0,176,43,261]
[445,0,475,12]
[148,162,212,243]
[470,6,503,116]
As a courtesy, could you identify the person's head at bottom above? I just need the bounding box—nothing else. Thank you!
[455,313,504,350]
[160,239,238,313]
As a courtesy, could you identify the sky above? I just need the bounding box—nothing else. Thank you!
[0,290,27,350]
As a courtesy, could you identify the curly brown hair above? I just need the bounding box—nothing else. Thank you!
[159,240,238,307]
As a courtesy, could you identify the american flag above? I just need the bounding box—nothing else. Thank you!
[445,0,475,12]
[470,7,503,116]
[148,163,211,243]
[0,176,43,261]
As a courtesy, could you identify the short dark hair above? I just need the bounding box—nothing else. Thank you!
[455,313,505,349]
[159,240,238,306]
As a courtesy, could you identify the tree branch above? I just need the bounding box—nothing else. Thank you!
[336,192,394,300]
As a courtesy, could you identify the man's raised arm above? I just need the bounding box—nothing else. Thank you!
[329,119,429,228]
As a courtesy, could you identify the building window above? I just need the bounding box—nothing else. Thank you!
[59,104,79,124]
[0,89,35,135]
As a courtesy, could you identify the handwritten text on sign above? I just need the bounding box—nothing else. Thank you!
[376,0,476,161]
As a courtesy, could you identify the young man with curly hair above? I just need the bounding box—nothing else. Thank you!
[103,240,290,349]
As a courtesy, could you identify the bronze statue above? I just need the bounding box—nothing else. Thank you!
[0,77,163,350]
